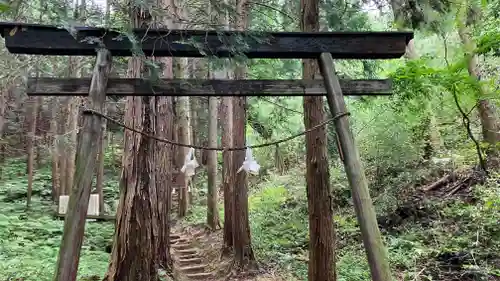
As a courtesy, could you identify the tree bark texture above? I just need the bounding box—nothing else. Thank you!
[104,8,165,281]
[207,89,220,230]
[231,0,256,267]
[104,59,161,281]
[221,94,234,250]
[176,95,191,217]
[300,0,337,279]
[155,0,176,266]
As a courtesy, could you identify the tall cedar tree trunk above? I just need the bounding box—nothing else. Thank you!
[176,95,191,218]
[207,79,220,230]
[173,0,192,218]
[206,1,223,231]
[221,86,234,250]
[188,62,197,205]
[26,96,39,208]
[50,96,61,201]
[232,0,256,267]
[104,8,163,281]
[95,0,112,214]
[457,6,500,166]
[300,0,337,280]
[155,0,176,266]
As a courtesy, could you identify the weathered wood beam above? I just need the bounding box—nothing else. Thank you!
[27,78,392,96]
[0,22,413,59]
[318,52,391,281]
[52,49,112,281]
[55,213,116,221]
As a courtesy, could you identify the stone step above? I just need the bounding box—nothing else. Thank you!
[186,272,213,280]
[179,264,207,274]
[171,243,191,250]
[170,234,181,240]
[176,253,198,260]
[191,230,205,238]
[176,257,203,267]
[171,237,189,244]
[174,248,198,255]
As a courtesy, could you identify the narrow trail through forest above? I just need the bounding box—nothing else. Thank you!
[169,188,215,281]
[170,230,213,280]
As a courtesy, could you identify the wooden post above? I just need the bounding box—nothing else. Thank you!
[318,52,392,281]
[53,48,112,281]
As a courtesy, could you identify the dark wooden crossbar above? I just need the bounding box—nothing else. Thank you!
[55,213,116,221]
[27,78,392,96]
[0,22,413,59]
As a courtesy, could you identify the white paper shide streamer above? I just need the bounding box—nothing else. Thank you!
[181,147,199,177]
[237,146,260,175]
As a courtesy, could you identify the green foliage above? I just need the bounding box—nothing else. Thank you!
[0,162,114,281]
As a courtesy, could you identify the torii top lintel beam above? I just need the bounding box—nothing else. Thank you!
[0,22,414,59]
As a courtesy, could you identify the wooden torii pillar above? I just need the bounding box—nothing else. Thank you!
[0,22,413,281]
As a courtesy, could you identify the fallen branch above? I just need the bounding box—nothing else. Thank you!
[422,173,455,192]
[446,177,471,197]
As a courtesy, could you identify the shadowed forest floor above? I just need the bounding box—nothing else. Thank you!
[0,159,499,281]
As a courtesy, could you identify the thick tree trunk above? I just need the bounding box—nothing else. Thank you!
[156,0,175,266]
[104,62,161,281]
[300,0,336,280]
[26,96,39,208]
[104,8,164,281]
[231,0,256,268]
[155,89,174,267]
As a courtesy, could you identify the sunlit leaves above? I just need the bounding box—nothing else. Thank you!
[0,0,10,13]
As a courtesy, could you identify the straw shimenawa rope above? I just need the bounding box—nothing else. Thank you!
[82,109,350,151]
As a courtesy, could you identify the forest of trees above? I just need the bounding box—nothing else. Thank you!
[0,0,498,281]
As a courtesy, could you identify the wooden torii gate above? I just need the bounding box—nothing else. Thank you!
[0,22,413,281]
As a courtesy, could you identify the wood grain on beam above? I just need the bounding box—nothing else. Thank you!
[0,22,413,59]
[27,78,392,96]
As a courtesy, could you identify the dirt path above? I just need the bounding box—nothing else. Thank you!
[170,230,214,280]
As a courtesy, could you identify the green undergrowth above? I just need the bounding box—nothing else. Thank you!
[1,154,499,281]
[0,158,114,281]
[184,167,500,281]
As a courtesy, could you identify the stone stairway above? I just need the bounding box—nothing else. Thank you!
[170,231,214,280]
